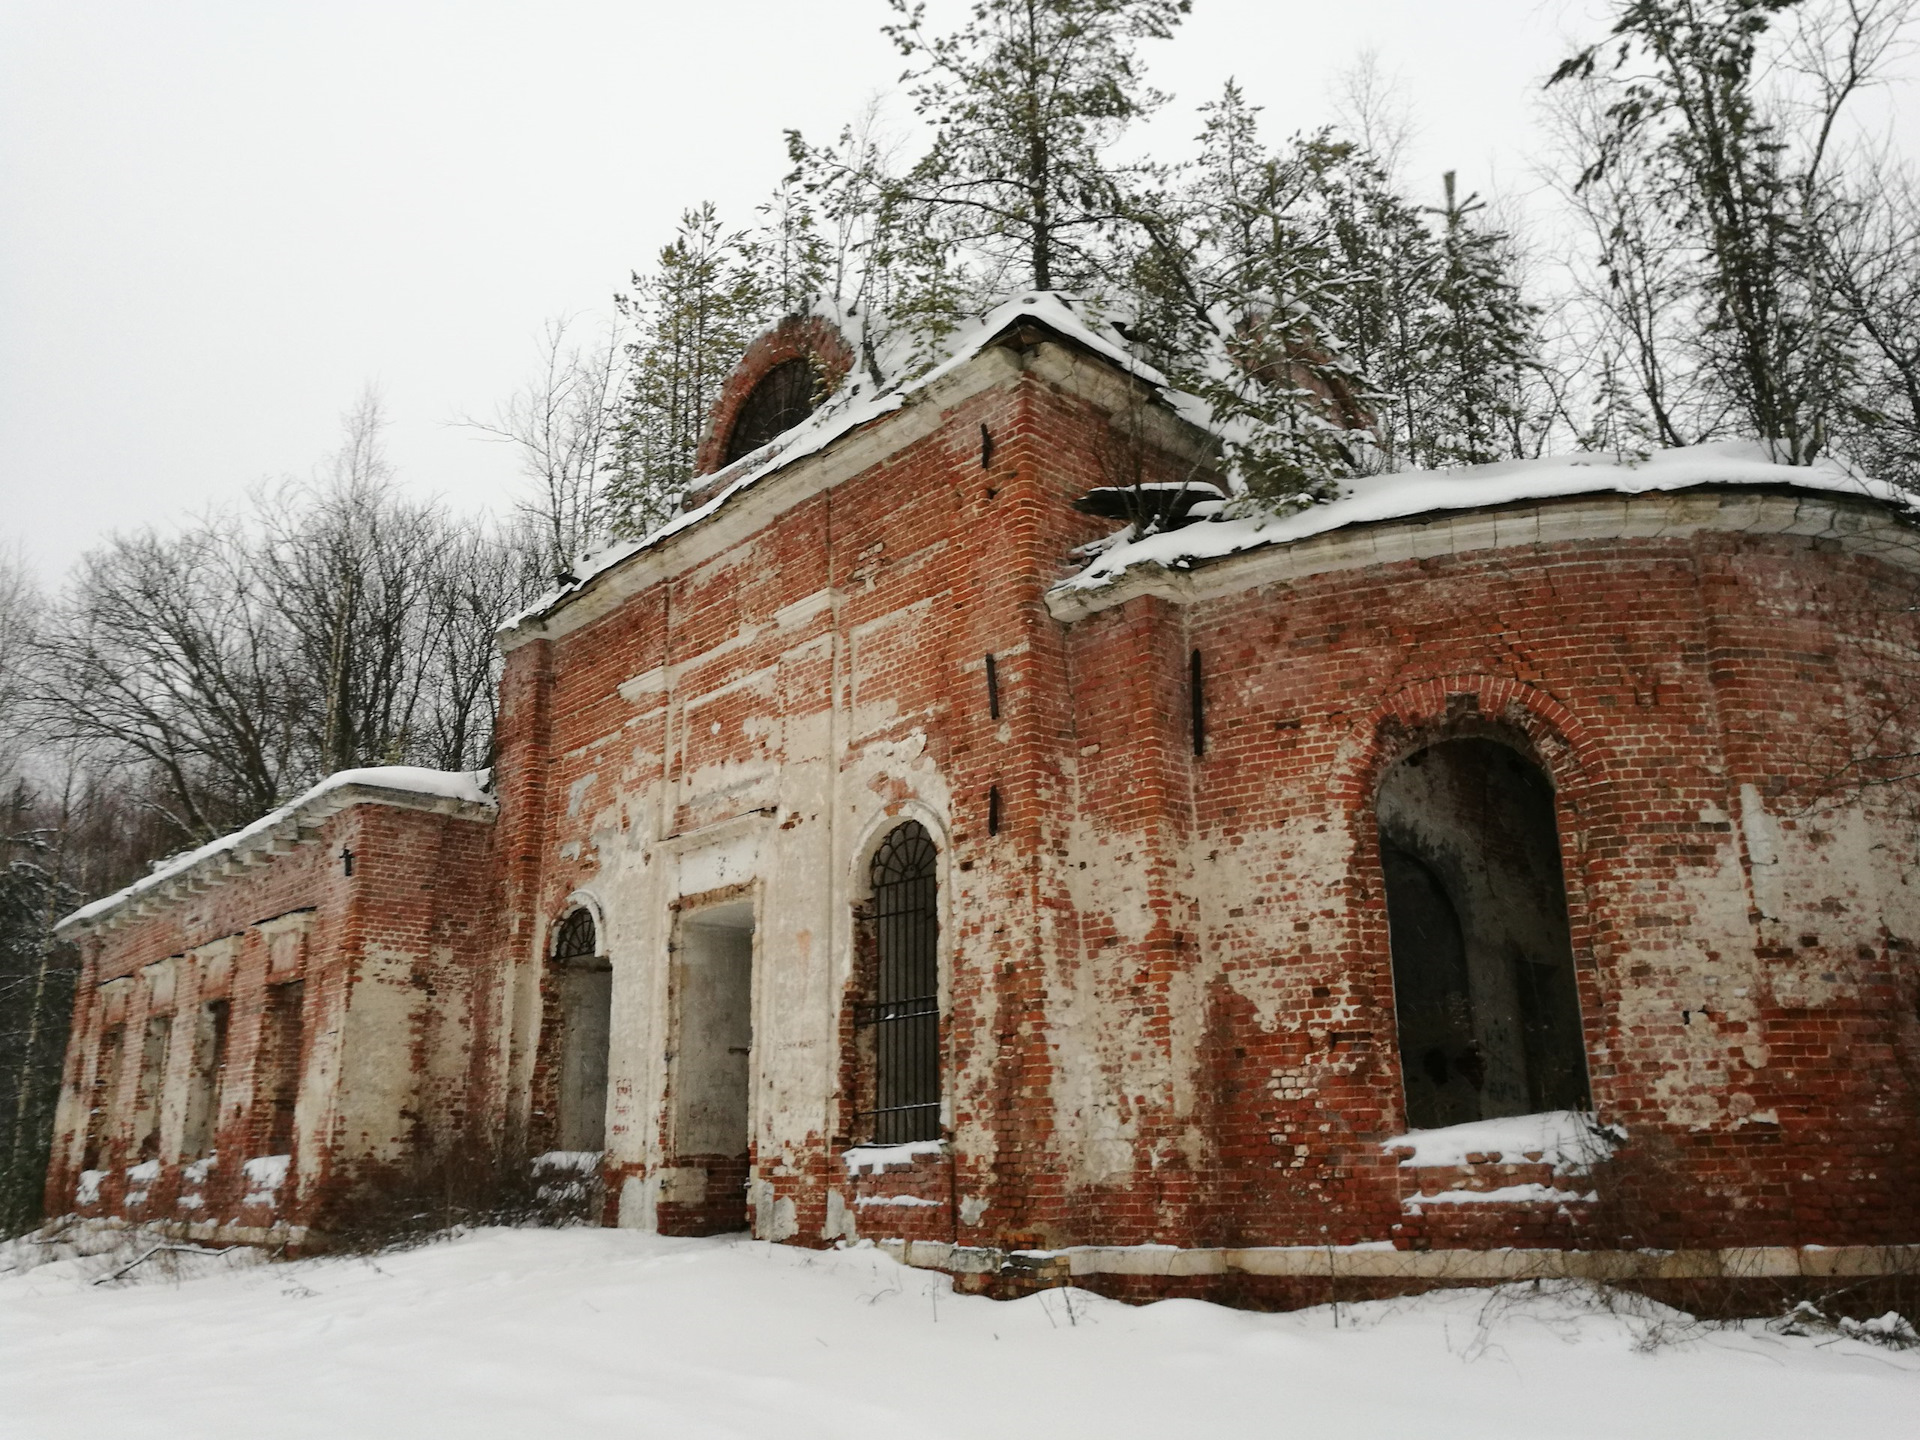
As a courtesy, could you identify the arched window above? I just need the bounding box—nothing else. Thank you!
[1377,738,1590,1129]
[552,908,597,965]
[549,907,611,1152]
[723,358,816,465]
[857,822,941,1144]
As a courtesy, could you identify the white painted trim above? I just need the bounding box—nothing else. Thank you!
[1046,488,1920,623]
[876,1238,1920,1283]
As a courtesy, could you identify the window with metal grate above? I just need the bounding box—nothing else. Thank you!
[552,907,598,964]
[856,822,940,1144]
[723,358,816,465]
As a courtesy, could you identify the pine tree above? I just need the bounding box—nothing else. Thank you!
[604,205,774,536]
[784,114,978,386]
[1551,0,1872,463]
[1126,82,1550,497]
[1420,174,1542,466]
[884,0,1189,292]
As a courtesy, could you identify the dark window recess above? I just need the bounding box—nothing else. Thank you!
[182,999,229,1161]
[856,822,941,1144]
[262,981,306,1155]
[723,358,817,465]
[985,653,1001,719]
[1190,648,1206,756]
[988,785,1002,836]
[551,907,611,1152]
[1377,738,1590,1129]
[131,1015,172,1162]
[83,1025,126,1171]
[980,422,994,470]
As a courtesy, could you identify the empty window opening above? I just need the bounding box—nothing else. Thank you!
[856,823,941,1145]
[723,359,817,465]
[130,1015,173,1162]
[181,999,230,1161]
[260,981,306,1156]
[83,1025,125,1171]
[550,909,612,1153]
[1377,738,1590,1130]
[669,901,755,1233]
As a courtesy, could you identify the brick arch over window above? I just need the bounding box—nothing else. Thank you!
[1337,676,1612,1133]
[1376,737,1592,1127]
[691,315,856,480]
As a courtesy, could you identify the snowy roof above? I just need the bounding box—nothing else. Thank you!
[502,292,1179,637]
[1054,442,1914,608]
[55,766,495,938]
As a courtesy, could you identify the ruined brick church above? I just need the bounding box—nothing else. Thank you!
[48,294,1920,1303]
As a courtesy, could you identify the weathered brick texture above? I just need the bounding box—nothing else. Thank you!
[51,310,1920,1296]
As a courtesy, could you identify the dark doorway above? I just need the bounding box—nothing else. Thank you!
[260,981,306,1156]
[667,902,755,1233]
[551,909,612,1153]
[1376,738,1590,1129]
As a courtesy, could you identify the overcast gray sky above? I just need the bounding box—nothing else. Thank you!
[4,1,1914,583]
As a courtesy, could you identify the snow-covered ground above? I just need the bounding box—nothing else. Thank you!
[2,1227,1914,1439]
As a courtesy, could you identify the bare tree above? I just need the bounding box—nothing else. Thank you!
[260,393,444,775]
[1549,0,1917,463]
[35,519,301,842]
[35,389,543,854]
[1823,157,1920,490]
[0,551,39,781]
[462,317,624,578]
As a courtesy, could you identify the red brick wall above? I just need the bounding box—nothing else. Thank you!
[1048,521,1920,1253]
[49,798,496,1232]
[502,337,1920,1260]
[52,326,1920,1272]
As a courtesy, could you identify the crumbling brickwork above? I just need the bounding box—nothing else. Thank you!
[47,786,497,1241]
[51,306,1920,1302]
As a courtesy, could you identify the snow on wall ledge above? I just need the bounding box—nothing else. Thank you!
[1381,1110,1623,1176]
[55,766,496,936]
[1052,443,1915,615]
[500,291,1175,640]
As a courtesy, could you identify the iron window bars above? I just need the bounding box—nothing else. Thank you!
[856,822,941,1144]
[552,908,599,964]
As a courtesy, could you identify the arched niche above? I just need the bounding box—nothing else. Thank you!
[548,906,611,1153]
[850,820,942,1145]
[1376,737,1590,1129]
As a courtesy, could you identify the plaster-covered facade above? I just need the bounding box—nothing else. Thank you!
[48,297,1920,1302]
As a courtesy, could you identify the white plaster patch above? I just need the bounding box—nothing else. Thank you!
[675,832,761,897]
[657,1167,707,1205]
[567,772,599,818]
[618,1173,655,1231]
[825,1188,856,1240]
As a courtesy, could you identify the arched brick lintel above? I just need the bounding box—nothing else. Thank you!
[692,315,856,479]
[1347,674,1613,818]
[1341,674,1619,1100]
